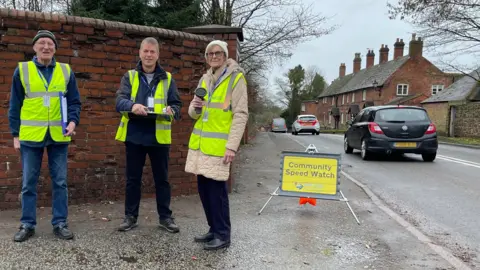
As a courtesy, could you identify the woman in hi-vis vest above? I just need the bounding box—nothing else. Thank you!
[185,40,249,250]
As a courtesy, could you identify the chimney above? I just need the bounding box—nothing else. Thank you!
[409,33,423,58]
[366,50,375,68]
[379,44,389,64]
[353,53,361,73]
[394,38,405,59]
[339,63,346,78]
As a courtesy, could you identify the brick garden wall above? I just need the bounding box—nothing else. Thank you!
[0,8,241,209]
[423,103,450,136]
[453,102,480,137]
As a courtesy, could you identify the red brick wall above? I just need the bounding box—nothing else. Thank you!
[381,57,453,103]
[0,9,242,209]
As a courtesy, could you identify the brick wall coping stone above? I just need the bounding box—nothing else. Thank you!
[0,8,212,42]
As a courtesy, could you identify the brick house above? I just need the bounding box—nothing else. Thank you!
[421,67,480,137]
[303,33,457,129]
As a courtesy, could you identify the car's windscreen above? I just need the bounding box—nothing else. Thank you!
[299,116,316,121]
[375,108,429,122]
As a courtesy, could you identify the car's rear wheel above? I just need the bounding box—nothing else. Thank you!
[361,139,371,160]
[344,137,353,154]
[315,132,320,135]
[422,152,436,162]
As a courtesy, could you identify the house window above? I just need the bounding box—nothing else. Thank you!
[323,97,326,103]
[342,95,345,104]
[352,92,355,103]
[301,103,305,111]
[329,114,332,124]
[332,97,334,105]
[341,113,344,124]
[362,90,366,101]
[346,94,349,103]
[397,84,409,96]
[432,85,444,95]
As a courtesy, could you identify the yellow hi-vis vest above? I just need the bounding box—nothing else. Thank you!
[115,70,172,144]
[18,61,72,143]
[188,71,245,157]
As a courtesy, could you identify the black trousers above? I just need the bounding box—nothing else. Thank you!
[197,174,231,241]
[124,142,172,221]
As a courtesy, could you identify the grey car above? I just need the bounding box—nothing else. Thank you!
[271,117,287,133]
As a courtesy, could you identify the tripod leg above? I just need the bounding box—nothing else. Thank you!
[340,190,361,225]
[258,187,279,215]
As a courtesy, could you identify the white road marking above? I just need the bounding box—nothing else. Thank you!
[284,134,472,270]
[341,171,472,270]
[288,134,330,149]
[437,155,480,169]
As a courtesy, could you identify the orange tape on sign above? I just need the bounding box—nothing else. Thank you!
[299,197,316,206]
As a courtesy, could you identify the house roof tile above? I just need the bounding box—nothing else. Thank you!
[318,56,410,98]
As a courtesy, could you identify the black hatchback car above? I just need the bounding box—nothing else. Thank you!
[344,105,438,161]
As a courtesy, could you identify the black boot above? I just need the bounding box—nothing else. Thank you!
[204,238,230,250]
[13,226,35,242]
[53,225,74,240]
[194,232,214,243]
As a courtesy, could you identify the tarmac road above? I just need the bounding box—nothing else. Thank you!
[287,131,480,269]
[0,132,459,269]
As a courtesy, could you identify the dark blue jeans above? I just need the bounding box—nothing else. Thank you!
[20,143,69,229]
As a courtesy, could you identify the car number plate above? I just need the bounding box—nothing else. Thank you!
[394,142,417,148]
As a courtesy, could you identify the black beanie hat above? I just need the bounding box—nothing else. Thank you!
[32,30,58,49]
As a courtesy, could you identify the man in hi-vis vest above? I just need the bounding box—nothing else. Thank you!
[7,30,82,242]
[115,37,182,233]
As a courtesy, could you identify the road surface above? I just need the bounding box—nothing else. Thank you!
[285,131,480,269]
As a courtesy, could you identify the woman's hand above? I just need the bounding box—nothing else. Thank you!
[191,96,205,109]
[223,148,236,164]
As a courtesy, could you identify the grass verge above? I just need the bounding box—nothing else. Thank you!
[438,136,480,147]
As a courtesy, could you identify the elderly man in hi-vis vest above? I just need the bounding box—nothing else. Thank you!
[8,30,82,242]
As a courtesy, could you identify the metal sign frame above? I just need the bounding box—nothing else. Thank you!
[257,144,360,225]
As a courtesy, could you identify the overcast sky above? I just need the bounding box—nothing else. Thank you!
[267,0,475,93]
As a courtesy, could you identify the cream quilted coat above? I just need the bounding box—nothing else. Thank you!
[185,58,249,181]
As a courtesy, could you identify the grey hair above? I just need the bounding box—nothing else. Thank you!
[140,37,160,52]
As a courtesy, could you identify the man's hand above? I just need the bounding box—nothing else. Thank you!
[65,122,76,136]
[132,104,148,116]
[166,106,174,115]
[223,148,236,164]
[13,137,20,151]
[191,96,205,110]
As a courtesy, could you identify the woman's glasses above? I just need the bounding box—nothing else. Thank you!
[207,51,225,58]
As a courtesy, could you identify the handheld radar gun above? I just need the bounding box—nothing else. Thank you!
[194,87,207,114]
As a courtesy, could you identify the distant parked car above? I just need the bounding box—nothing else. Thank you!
[343,105,438,161]
[292,114,320,135]
[271,117,287,133]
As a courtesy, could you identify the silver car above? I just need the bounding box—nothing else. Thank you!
[292,114,320,135]
[271,117,287,133]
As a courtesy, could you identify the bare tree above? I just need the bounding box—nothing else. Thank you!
[388,0,480,73]
[202,0,336,76]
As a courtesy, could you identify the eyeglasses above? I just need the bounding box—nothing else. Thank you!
[207,51,225,58]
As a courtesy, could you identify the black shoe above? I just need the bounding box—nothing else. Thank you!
[159,218,179,233]
[118,216,138,232]
[204,238,230,250]
[53,225,74,240]
[194,232,214,243]
[13,226,35,242]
